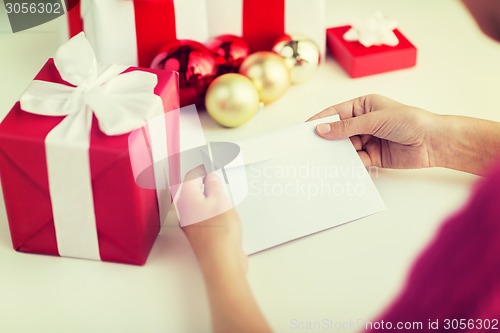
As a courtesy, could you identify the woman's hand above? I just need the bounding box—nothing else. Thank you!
[309,94,500,175]
[177,166,246,273]
[308,94,440,169]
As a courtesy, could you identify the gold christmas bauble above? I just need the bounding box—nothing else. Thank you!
[272,34,320,84]
[205,73,260,128]
[239,51,290,105]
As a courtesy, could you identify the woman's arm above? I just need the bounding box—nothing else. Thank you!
[430,115,500,175]
[190,221,272,333]
[179,168,272,333]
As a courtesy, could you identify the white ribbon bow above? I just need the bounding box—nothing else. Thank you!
[18,32,165,261]
[344,12,399,47]
[20,32,163,136]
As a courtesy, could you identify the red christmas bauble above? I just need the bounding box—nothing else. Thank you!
[151,40,218,107]
[207,34,251,75]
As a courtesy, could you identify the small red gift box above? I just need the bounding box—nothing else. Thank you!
[327,25,417,78]
[0,35,180,265]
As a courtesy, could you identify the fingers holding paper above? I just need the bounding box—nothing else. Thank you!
[307,94,395,121]
[175,165,233,227]
[309,94,439,170]
[178,166,244,269]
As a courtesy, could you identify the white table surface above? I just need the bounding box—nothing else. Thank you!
[1,1,499,332]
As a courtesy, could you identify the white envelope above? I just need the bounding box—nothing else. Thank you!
[176,110,386,254]
[236,116,385,254]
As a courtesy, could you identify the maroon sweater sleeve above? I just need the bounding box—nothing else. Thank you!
[366,162,500,333]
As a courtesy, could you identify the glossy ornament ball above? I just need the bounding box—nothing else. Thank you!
[207,34,251,75]
[272,34,320,84]
[151,40,218,107]
[205,73,260,128]
[239,51,290,105]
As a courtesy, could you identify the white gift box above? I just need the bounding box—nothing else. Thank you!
[206,0,326,59]
[68,0,209,67]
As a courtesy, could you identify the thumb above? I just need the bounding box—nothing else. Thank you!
[203,172,227,198]
[184,164,207,182]
[315,113,377,139]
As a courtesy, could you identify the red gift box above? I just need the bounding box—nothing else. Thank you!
[0,59,180,265]
[327,25,417,78]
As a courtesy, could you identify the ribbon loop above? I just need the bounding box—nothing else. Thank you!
[54,31,98,86]
[20,32,163,136]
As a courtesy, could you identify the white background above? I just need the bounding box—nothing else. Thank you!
[0,1,499,332]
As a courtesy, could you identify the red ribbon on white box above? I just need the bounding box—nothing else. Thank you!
[76,0,209,67]
[19,33,172,260]
[206,0,326,58]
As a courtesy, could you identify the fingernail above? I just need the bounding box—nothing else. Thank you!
[316,123,331,134]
